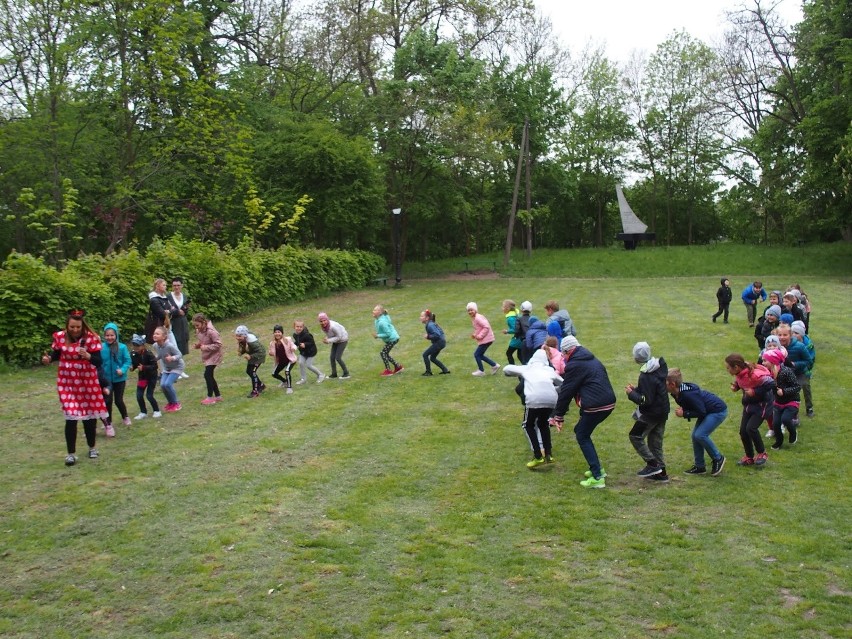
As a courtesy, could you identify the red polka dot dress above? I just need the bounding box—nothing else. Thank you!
[51,330,109,421]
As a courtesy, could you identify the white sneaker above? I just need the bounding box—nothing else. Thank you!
[296,379,306,385]
[286,388,293,394]
[491,364,501,375]
[134,413,148,421]
[340,375,351,380]
[179,372,189,379]
[317,374,326,384]
[765,429,774,438]
[472,370,486,377]
[152,411,162,418]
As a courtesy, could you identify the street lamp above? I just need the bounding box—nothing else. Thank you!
[392,208,402,286]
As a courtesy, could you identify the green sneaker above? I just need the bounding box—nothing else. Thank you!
[526,457,546,469]
[584,467,607,478]
[580,476,606,488]
[545,455,555,463]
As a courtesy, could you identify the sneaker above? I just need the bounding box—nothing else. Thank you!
[765,429,775,438]
[179,372,189,379]
[789,432,798,445]
[636,464,662,477]
[737,455,754,466]
[580,476,606,488]
[64,454,77,466]
[471,370,486,377]
[328,374,338,379]
[134,412,148,421]
[439,370,451,375]
[755,452,768,466]
[771,442,783,451]
[201,397,217,405]
[584,468,608,478]
[286,388,293,394]
[340,375,351,380]
[685,465,707,475]
[381,369,394,377]
[122,416,131,426]
[806,408,814,417]
[648,473,669,482]
[213,396,223,403]
[296,379,306,385]
[422,371,433,376]
[152,411,162,418]
[711,456,726,476]
[545,455,555,463]
[393,365,404,374]
[491,363,501,375]
[88,448,99,459]
[526,457,546,469]
[173,402,181,411]
[247,391,259,398]
[105,423,116,438]
[316,374,325,384]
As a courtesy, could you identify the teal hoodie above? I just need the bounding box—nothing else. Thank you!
[101,322,132,384]
[374,313,399,343]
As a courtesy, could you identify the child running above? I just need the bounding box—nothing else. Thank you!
[235,324,266,397]
[467,302,500,377]
[420,309,450,376]
[501,300,523,365]
[130,334,161,419]
[761,348,801,450]
[725,353,774,466]
[192,313,223,404]
[152,326,184,411]
[666,368,728,476]
[373,305,403,376]
[625,342,671,482]
[293,319,325,384]
[504,349,563,468]
[318,313,350,379]
[101,321,132,433]
[269,324,297,394]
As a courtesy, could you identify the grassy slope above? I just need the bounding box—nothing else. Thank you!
[1,245,850,638]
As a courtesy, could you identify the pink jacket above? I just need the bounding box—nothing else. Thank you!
[471,313,495,345]
[544,345,565,375]
[268,336,297,364]
[734,363,772,390]
[195,321,223,366]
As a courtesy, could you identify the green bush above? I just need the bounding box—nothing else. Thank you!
[0,240,385,366]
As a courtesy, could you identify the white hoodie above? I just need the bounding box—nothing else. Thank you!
[503,349,563,408]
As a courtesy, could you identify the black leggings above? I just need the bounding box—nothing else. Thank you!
[272,361,295,388]
[136,382,160,414]
[104,380,127,422]
[506,346,520,365]
[246,362,263,392]
[739,409,767,458]
[204,365,220,398]
[65,419,97,454]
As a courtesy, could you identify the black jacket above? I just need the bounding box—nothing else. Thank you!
[294,328,318,358]
[554,346,617,417]
[627,357,670,422]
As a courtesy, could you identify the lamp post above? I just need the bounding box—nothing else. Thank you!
[392,208,402,286]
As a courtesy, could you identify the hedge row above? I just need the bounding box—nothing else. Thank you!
[0,237,385,366]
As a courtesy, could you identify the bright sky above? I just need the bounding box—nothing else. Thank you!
[534,0,803,63]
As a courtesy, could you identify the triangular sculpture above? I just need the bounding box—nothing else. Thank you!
[615,186,655,249]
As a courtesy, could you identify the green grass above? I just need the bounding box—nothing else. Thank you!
[1,246,850,638]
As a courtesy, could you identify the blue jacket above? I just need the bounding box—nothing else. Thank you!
[101,322,131,384]
[525,319,547,350]
[554,346,617,416]
[672,382,727,421]
[425,320,446,345]
[741,284,767,304]
[784,337,814,377]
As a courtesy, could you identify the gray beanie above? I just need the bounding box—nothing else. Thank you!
[764,335,781,348]
[633,341,652,364]
[765,305,782,319]
[560,335,580,351]
[234,325,249,336]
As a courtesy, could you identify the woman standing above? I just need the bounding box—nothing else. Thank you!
[168,276,191,356]
[42,310,109,466]
[145,278,172,345]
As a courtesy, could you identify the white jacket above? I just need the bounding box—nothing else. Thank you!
[503,349,563,408]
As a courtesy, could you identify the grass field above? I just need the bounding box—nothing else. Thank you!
[1,245,850,638]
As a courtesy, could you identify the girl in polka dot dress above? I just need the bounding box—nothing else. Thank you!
[42,310,109,466]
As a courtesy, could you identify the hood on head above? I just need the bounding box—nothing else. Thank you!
[720,277,728,286]
[103,321,120,340]
[529,349,549,367]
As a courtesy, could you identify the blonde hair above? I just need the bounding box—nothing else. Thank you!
[152,277,166,291]
[666,368,683,386]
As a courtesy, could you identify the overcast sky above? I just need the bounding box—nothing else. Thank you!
[534,0,803,63]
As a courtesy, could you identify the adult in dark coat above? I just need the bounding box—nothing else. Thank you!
[168,276,191,355]
[145,278,172,345]
[551,336,617,488]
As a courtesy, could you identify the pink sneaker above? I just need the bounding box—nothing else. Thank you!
[213,396,223,403]
[122,416,131,426]
[105,423,116,437]
[163,404,174,412]
[201,397,217,405]
[171,402,182,412]
[381,369,394,377]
